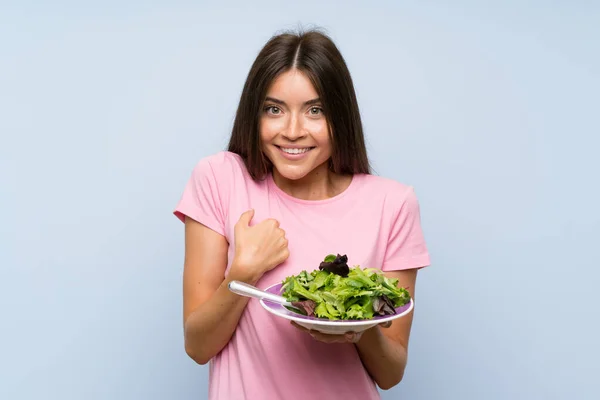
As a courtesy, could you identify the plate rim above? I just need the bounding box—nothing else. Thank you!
[259,282,414,326]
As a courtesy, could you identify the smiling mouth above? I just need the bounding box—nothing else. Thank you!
[276,146,315,155]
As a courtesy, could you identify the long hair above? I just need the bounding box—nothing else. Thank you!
[227,29,371,180]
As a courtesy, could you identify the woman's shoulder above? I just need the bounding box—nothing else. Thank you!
[359,173,417,200]
[354,174,425,230]
[194,150,244,168]
[355,173,423,217]
[191,150,249,180]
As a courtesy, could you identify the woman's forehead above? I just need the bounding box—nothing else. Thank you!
[265,70,319,105]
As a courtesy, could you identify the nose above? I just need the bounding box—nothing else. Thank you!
[282,114,306,141]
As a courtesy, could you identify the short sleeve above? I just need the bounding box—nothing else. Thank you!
[173,157,226,236]
[381,186,431,271]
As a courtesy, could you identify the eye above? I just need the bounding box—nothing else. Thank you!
[309,107,323,115]
[265,105,282,115]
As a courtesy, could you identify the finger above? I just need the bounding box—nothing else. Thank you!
[380,321,392,328]
[293,323,330,341]
[291,322,356,343]
[290,321,309,332]
[291,322,342,343]
[264,218,279,228]
[311,330,357,343]
[236,209,255,228]
[235,209,254,231]
[278,236,288,248]
[310,332,345,343]
[240,208,254,226]
[344,332,362,343]
[278,248,290,264]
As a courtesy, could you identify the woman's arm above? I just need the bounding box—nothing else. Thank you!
[354,268,418,389]
[182,211,289,365]
[182,218,250,365]
[291,268,419,389]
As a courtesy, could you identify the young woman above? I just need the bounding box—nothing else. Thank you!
[174,29,431,400]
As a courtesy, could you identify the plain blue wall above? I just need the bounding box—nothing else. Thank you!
[2,1,599,399]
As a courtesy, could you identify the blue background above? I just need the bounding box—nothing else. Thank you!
[1,1,598,399]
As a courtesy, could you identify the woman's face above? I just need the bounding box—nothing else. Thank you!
[260,69,332,181]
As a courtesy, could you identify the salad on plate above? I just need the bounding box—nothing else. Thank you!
[280,254,411,321]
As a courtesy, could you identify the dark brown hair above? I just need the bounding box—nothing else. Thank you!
[227,29,371,180]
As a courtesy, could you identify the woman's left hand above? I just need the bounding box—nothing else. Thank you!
[290,321,392,344]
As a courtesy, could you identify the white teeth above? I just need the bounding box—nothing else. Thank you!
[280,147,311,154]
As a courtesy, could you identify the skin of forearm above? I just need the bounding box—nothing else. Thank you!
[355,327,408,390]
[183,268,258,365]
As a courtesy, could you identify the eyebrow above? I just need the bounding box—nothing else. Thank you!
[264,96,321,106]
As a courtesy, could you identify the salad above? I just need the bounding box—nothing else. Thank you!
[280,254,411,320]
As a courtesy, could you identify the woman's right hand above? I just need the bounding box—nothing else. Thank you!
[230,209,289,283]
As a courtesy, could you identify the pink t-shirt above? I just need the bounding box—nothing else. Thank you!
[174,151,431,400]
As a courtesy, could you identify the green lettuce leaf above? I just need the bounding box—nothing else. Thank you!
[280,263,411,321]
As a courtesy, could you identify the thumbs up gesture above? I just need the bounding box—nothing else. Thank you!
[230,209,290,284]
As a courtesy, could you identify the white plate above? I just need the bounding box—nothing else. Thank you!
[259,282,414,334]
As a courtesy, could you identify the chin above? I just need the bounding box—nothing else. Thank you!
[273,164,312,181]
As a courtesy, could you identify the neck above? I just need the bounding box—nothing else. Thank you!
[272,162,352,201]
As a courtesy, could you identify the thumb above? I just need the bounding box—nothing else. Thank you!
[237,208,255,228]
